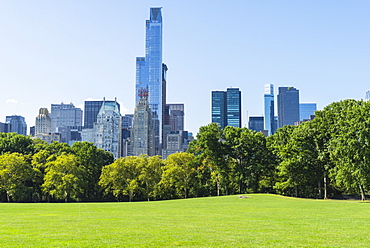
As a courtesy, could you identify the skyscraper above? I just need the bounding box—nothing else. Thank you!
[211,88,241,128]
[264,84,275,135]
[5,115,27,135]
[50,102,83,132]
[131,88,155,157]
[248,116,264,132]
[84,100,120,129]
[35,108,51,135]
[136,7,164,155]
[226,88,242,128]
[94,98,122,159]
[211,91,227,128]
[277,87,300,128]
[300,103,317,121]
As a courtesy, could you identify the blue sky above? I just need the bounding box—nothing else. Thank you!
[1,1,370,134]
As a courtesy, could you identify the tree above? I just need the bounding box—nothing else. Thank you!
[139,155,164,201]
[0,153,40,202]
[0,133,34,155]
[223,126,269,194]
[42,153,86,202]
[71,142,114,201]
[188,123,230,196]
[158,152,197,199]
[99,157,143,202]
[328,100,370,200]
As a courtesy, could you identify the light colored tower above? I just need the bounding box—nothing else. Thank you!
[131,88,155,157]
[136,7,164,155]
[35,108,51,135]
[264,84,275,135]
[94,98,122,159]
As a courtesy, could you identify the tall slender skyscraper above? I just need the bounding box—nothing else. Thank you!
[277,87,300,128]
[226,88,242,128]
[264,84,275,135]
[211,87,241,128]
[211,91,227,128]
[136,7,164,155]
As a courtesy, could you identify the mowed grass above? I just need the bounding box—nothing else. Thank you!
[0,194,369,247]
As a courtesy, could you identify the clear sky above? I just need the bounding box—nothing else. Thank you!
[1,1,370,134]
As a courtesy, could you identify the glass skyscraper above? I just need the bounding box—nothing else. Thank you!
[211,88,241,128]
[136,7,164,155]
[5,115,27,135]
[264,84,275,135]
[211,91,227,128]
[277,87,300,128]
[300,103,317,121]
[226,88,242,128]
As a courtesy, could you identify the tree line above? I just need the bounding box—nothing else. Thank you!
[1,99,370,202]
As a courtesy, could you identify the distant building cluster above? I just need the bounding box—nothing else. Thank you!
[211,84,318,136]
[0,7,193,160]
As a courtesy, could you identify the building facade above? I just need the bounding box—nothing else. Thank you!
[211,91,227,128]
[226,88,242,128]
[249,116,264,132]
[35,108,52,135]
[84,100,120,129]
[300,103,317,121]
[93,99,122,159]
[211,88,241,128]
[264,84,275,135]
[131,89,155,157]
[277,87,300,128]
[5,115,27,135]
[50,103,83,132]
[136,8,167,155]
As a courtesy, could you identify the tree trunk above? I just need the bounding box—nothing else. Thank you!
[359,184,366,201]
[6,191,10,202]
[323,173,328,200]
[318,179,322,199]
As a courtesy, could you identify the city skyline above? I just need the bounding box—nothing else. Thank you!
[1,1,370,134]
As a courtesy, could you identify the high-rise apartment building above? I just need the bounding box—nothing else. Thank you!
[136,7,165,155]
[211,88,241,128]
[131,89,155,157]
[5,115,27,135]
[94,99,122,159]
[264,84,275,135]
[300,103,317,121]
[277,87,300,128]
[84,100,120,129]
[50,103,83,132]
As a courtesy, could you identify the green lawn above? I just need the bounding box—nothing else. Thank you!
[0,194,369,247]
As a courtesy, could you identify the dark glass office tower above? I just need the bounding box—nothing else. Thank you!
[226,88,242,128]
[277,87,300,128]
[136,8,164,155]
[212,91,227,128]
[212,88,241,128]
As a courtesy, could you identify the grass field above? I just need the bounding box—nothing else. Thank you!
[0,194,369,247]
